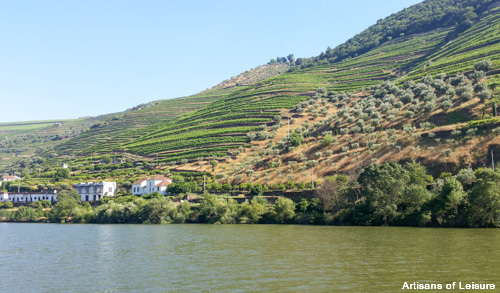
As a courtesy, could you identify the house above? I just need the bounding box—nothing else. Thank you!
[1,175,21,187]
[132,175,172,196]
[61,163,69,169]
[2,175,20,181]
[73,181,116,202]
[1,190,58,203]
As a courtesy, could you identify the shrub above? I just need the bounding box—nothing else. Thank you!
[466,128,477,137]
[469,70,485,81]
[289,133,304,146]
[477,91,491,102]
[273,197,295,223]
[442,149,452,156]
[404,111,415,118]
[474,60,492,72]
[440,99,453,111]
[424,101,436,113]
[323,134,333,145]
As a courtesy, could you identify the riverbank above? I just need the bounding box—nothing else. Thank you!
[2,162,499,227]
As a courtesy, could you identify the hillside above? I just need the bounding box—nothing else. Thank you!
[214,63,291,89]
[0,62,292,174]
[1,0,499,191]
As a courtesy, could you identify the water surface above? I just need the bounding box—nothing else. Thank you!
[0,224,498,292]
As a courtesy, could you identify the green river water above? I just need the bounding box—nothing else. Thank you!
[0,223,498,292]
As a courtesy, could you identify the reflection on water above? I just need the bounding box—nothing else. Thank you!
[0,223,498,292]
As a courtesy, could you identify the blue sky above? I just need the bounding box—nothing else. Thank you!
[0,0,422,122]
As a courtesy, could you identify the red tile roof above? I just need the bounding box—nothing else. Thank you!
[132,179,147,185]
[155,181,172,187]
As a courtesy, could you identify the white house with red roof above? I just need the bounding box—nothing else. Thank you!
[1,174,21,188]
[2,175,21,181]
[132,175,172,196]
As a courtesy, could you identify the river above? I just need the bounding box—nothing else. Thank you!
[0,224,498,292]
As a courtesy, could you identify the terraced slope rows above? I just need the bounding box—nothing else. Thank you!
[51,86,242,156]
[218,66,499,184]
[105,27,457,162]
[405,8,500,80]
[115,87,308,162]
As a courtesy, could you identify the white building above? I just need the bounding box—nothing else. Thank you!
[132,175,172,196]
[1,175,21,187]
[73,181,116,202]
[2,175,21,181]
[1,190,58,203]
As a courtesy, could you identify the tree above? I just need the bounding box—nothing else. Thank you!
[101,155,112,164]
[474,60,492,72]
[287,54,295,64]
[139,197,176,224]
[3,201,13,209]
[432,177,465,226]
[289,133,303,146]
[273,197,295,223]
[297,198,309,213]
[238,197,267,224]
[50,191,80,222]
[406,161,430,187]
[323,134,333,145]
[315,175,349,213]
[143,191,163,199]
[250,184,264,196]
[174,201,191,223]
[467,168,500,227]
[121,181,132,192]
[198,193,223,223]
[54,168,70,181]
[358,162,410,225]
[13,206,38,222]
[400,184,432,226]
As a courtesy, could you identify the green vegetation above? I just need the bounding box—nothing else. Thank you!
[2,162,498,227]
[300,0,496,66]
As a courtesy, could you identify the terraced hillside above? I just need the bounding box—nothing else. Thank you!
[116,89,304,163]
[48,63,299,158]
[0,59,293,174]
[0,120,70,135]
[50,86,242,157]
[405,8,500,83]
[91,24,456,163]
[217,69,499,185]
[83,6,498,167]
[214,63,291,88]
